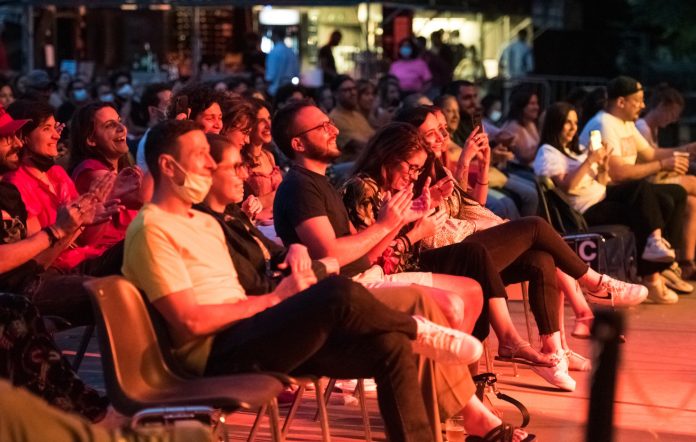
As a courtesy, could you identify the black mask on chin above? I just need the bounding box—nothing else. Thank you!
[27,152,56,172]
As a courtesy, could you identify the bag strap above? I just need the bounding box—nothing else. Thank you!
[473,372,530,428]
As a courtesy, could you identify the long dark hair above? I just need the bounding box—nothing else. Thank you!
[539,102,581,156]
[505,86,538,125]
[69,101,130,173]
[351,122,429,189]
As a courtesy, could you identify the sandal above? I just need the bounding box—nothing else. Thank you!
[466,422,536,441]
[566,350,592,372]
[495,342,554,367]
[571,315,594,339]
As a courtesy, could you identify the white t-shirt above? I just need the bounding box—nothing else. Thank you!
[635,118,657,147]
[533,144,606,213]
[578,110,653,167]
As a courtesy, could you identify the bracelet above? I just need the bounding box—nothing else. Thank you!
[42,226,59,247]
[401,234,413,251]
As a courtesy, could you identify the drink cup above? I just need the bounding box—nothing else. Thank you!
[445,416,466,442]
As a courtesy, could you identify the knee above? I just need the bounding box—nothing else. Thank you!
[524,250,556,275]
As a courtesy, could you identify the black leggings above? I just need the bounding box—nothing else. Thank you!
[205,276,433,442]
[584,180,686,276]
[462,217,588,336]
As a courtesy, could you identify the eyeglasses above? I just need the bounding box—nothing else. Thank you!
[292,120,335,138]
[401,160,425,177]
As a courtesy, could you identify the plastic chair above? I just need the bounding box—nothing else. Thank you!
[83,276,285,441]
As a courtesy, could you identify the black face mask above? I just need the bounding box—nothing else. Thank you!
[27,152,56,172]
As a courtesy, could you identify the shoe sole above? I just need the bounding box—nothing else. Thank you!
[642,254,676,263]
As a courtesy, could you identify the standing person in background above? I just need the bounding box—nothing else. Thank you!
[389,38,432,96]
[265,28,299,97]
[318,30,342,86]
[498,29,534,79]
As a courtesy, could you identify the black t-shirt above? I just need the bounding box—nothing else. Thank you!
[0,181,42,292]
[274,165,370,277]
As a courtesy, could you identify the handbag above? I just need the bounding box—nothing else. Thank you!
[472,372,530,428]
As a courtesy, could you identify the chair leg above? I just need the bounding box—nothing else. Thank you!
[483,339,493,373]
[355,379,372,442]
[247,404,266,442]
[314,378,336,421]
[314,382,332,442]
[267,398,284,442]
[71,325,95,371]
[281,385,305,438]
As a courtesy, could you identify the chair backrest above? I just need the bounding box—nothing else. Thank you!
[83,276,185,415]
[535,176,589,234]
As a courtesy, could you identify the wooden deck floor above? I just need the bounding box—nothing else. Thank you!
[57,294,696,441]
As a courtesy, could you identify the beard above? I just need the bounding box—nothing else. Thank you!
[304,142,341,163]
[0,148,21,173]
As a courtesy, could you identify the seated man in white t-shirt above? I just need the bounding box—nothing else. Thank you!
[122,119,484,442]
[579,76,696,282]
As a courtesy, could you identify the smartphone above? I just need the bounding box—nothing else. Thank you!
[471,110,483,131]
[174,95,189,117]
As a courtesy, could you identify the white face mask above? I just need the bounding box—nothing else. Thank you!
[489,110,502,122]
[169,158,213,204]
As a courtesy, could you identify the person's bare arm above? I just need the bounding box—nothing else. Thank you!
[608,150,688,182]
[295,187,416,265]
[152,268,317,343]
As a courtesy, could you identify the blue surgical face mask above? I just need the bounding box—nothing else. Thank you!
[399,46,413,58]
[116,84,134,100]
[489,110,502,123]
[73,89,89,102]
[99,93,115,103]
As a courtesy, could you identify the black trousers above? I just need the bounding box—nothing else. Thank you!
[464,216,589,335]
[204,276,433,442]
[419,217,588,337]
[24,241,125,326]
[584,180,686,276]
[418,241,508,340]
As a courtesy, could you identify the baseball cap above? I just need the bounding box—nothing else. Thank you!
[0,105,29,137]
[607,76,643,100]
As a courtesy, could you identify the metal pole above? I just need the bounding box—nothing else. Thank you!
[23,5,35,72]
[191,6,201,80]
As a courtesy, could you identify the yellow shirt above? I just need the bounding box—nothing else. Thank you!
[123,203,247,374]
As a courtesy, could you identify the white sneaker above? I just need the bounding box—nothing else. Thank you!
[645,279,679,304]
[582,275,648,307]
[411,316,483,365]
[531,350,576,391]
[642,236,676,263]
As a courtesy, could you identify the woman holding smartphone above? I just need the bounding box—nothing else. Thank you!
[534,102,686,304]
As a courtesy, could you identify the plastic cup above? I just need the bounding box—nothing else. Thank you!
[445,416,466,442]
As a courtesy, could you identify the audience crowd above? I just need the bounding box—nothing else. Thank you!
[2,32,695,442]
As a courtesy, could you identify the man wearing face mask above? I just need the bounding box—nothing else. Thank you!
[126,119,480,442]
